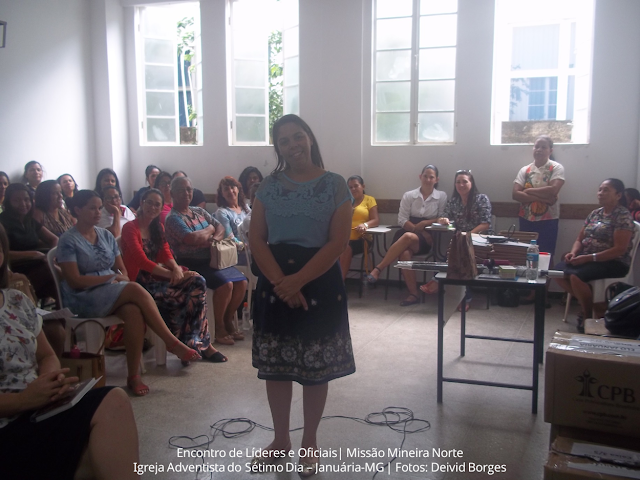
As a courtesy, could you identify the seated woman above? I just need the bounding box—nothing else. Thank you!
[58,190,201,396]
[23,161,43,197]
[339,175,379,281]
[172,171,206,208]
[154,171,174,223]
[165,176,248,346]
[57,173,79,206]
[555,178,636,332]
[214,176,250,264]
[98,185,136,238]
[366,165,447,306]
[238,166,263,205]
[94,168,120,194]
[0,183,59,303]
[128,164,160,213]
[32,180,75,237]
[121,189,227,363]
[0,224,140,480]
[0,171,9,214]
[624,188,640,222]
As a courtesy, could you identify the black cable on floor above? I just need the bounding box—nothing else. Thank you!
[168,406,430,480]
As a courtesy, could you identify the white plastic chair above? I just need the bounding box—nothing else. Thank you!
[46,247,146,373]
[238,230,258,315]
[563,221,640,321]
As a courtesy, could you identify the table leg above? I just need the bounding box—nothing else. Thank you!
[460,289,467,357]
[437,282,445,403]
[531,286,544,414]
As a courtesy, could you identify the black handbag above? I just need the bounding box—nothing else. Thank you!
[604,283,640,337]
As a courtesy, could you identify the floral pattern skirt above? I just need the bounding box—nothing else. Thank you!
[137,271,210,351]
[252,243,356,386]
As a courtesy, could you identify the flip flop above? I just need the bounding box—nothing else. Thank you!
[203,351,228,363]
[365,266,381,284]
[400,294,420,307]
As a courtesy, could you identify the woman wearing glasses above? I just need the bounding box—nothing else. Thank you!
[98,185,136,238]
[121,189,227,363]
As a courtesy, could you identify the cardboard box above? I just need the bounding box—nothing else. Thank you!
[544,451,640,479]
[545,332,640,438]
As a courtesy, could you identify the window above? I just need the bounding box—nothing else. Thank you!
[372,0,458,145]
[228,0,299,145]
[491,0,595,144]
[136,3,202,145]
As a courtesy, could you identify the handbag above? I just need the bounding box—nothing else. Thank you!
[210,238,238,270]
[604,283,640,337]
[446,231,478,280]
[60,320,106,388]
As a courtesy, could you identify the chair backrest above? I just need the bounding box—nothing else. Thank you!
[628,222,640,275]
[239,228,253,266]
[46,247,65,309]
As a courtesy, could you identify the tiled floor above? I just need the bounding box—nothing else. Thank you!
[106,281,579,480]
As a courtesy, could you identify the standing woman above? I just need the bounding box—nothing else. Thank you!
[215,176,250,263]
[153,171,173,224]
[32,180,75,237]
[23,161,44,196]
[128,165,160,213]
[339,175,379,280]
[249,114,354,474]
[57,174,79,206]
[555,179,635,330]
[57,190,201,396]
[121,189,226,363]
[366,165,447,306]
[0,172,9,214]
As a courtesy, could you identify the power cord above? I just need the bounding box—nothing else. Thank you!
[168,406,430,480]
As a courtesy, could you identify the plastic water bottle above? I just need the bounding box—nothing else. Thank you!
[526,240,539,282]
[242,302,251,331]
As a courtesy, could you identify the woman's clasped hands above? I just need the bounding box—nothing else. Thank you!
[273,274,308,310]
[19,368,79,411]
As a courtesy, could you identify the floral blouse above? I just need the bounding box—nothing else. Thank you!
[580,205,636,266]
[442,194,492,232]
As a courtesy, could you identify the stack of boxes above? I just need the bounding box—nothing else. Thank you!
[544,331,640,479]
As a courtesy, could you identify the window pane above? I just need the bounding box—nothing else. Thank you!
[235,60,265,87]
[284,26,299,58]
[145,39,174,64]
[376,50,411,81]
[376,82,411,112]
[284,56,299,85]
[509,77,558,121]
[145,65,174,89]
[236,88,265,114]
[147,118,176,142]
[418,112,454,142]
[377,0,412,19]
[420,14,457,48]
[143,8,174,37]
[236,116,266,142]
[421,0,457,15]
[234,29,266,60]
[566,75,575,119]
[376,113,410,142]
[376,18,413,49]
[419,80,455,111]
[419,48,456,79]
[146,92,175,116]
[284,86,299,114]
[511,25,559,70]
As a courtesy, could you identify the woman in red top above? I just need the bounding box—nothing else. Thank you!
[121,189,226,363]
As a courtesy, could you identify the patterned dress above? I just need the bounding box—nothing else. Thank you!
[252,172,356,386]
[136,239,210,350]
[442,194,492,232]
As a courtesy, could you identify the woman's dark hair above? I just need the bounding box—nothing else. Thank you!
[603,178,627,208]
[94,168,120,193]
[238,167,264,196]
[154,171,173,190]
[23,161,42,183]
[0,171,9,185]
[34,180,61,211]
[68,190,100,218]
[421,164,439,189]
[0,223,10,289]
[535,135,554,149]
[145,165,160,180]
[3,183,32,217]
[217,176,250,213]
[140,188,165,252]
[172,170,188,178]
[451,171,479,219]
[271,114,324,174]
[347,175,366,194]
[248,182,261,204]
[624,188,640,203]
[57,173,79,198]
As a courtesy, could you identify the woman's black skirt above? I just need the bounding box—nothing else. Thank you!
[252,243,355,386]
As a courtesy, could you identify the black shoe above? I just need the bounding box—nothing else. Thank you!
[576,314,585,333]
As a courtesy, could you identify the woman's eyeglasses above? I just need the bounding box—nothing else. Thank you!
[143,200,162,209]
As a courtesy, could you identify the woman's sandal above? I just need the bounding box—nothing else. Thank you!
[231,331,245,341]
[249,442,292,473]
[127,375,149,396]
[400,294,420,307]
[365,266,381,284]
[215,335,235,346]
[203,350,228,363]
[167,339,201,363]
[420,279,439,294]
